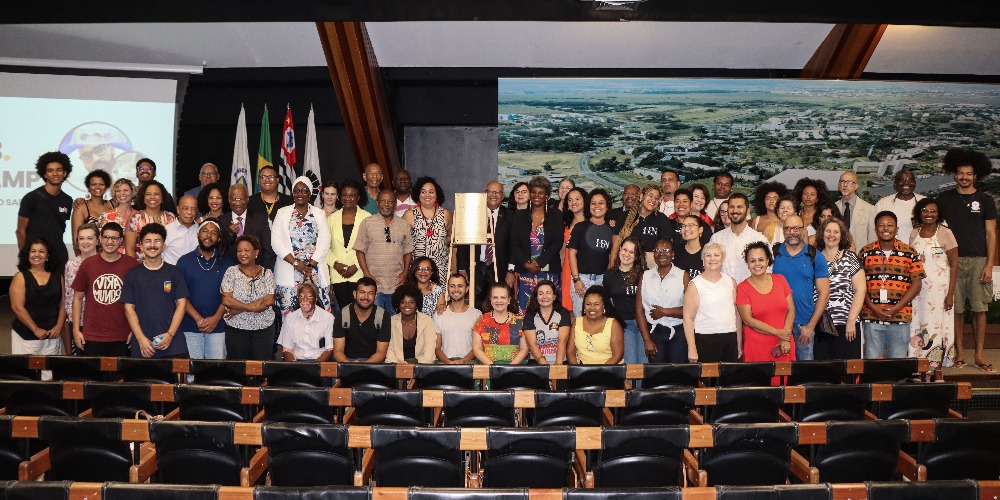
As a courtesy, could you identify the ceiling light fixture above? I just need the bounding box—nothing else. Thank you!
[580,0,646,11]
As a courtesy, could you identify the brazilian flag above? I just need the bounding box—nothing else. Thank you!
[256,105,273,193]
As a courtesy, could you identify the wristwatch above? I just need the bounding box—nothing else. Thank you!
[572,276,581,283]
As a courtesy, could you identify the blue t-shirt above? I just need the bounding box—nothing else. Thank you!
[772,243,829,326]
[175,249,234,333]
[122,263,191,358]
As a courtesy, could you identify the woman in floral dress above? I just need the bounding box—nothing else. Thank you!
[909,198,958,381]
[271,176,331,316]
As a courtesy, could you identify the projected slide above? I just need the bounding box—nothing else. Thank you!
[0,72,177,276]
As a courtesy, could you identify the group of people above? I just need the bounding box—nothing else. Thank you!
[10,149,997,382]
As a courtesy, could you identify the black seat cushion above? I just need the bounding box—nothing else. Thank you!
[149,420,241,486]
[254,486,371,500]
[709,387,784,424]
[370,426,463,487]
[413,364,475,390]
[565,365,627,391]
[190,360,248,386]
[6,481,72,500]
[441,390,516,427]
[795,384,871,422]
[84,382,157,419]
[483,427,575,488]
[47,356,104,382]
[922,419,1000,480]
[38,416,132,482]
[877,383,958,420]
[716,484,833,500]
[336,364,396,390]
[408,487,527,500]
[352,390,427,426]
[263,361,323,388]
[865,480,978,500]
[0,355,39,381]
[261,387,335,424]
[116,357,178,384]
[488,365,550,390]
[533,390,605,427]
[564,488,683,500]
[702,423,798,486]
[262,423,353,487]
[812,420,909,482]
[175,384,247,422]
[103,483,220,500]
[593,425,689,487]
[858,359,919,383]
[786,360,848,386]
[716,362,775,387]
[0,381,72,416]
[619,389,696,426]
[641,363,701,389]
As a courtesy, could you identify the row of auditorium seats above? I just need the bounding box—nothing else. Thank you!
[3,418,999,487]
[0,355,933,389]
[0,481,998,500]
[0,380,971,424]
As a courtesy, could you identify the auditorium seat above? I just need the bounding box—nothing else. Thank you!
[262,361,323,388]
[700,422,798,486]
[440,390,516,427]
[705,387,784,424]
[412,364,475,391]
[865,479,979,500]
[875,382,958,420]
[32,416,132,482]
[350,390,428,426]
[617,388,696,426]
[920,419,1000,480]
[336,364,397,390]
[858,359,920,383]
[565,365,626,391]
[715,484,833,500]
[715,362,775,387]
[481,427,575,488]
[591,425,689,487]
[807,419,910,483]
[260,423,354,487]
[47,356,105,382]
[117,357,178,385]
[260,387,335,424]
[370,426,464,487]
[0,381,73,417]
[785,360,849,386]
[103,483,220,500]
[531,390,605,427]
[189,360,250,387]
[0,355,39,381]
[488,365,550,391]
[0,417,29,480]
[5,480,71,500]
[253,485,371,500]
[792,384,870,422]
[84,382,159,419]
[146,420,243,486]
[174,385,248,422]
[640,363,701,389]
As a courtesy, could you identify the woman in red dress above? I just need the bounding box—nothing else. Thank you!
[736,241,795,383]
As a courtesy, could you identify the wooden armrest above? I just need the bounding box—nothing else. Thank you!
[689,409,704,425]
[130,444,158,483]
[18,447,50,481]
[947,408,964,419]
[252,409,265,424]
[790,449,819,483]
[683,449,706,487]
[572,449,591,488]
[864,410,878,420]
[241,446,269,487]
[354,447,374,486]
[78,408,94,418]
[897,450,926,481]
[602,408,614,426]
[164,407,180,420]
[342,407,356,425]
[777,408,792,423]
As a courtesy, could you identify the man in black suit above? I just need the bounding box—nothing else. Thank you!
[457,181,512,301]
[220,183,276,270]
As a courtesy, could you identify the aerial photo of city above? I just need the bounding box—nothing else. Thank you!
[498,78,1000,205]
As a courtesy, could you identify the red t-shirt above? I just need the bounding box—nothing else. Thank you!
[736,274,795,365]
[71,254,139,342]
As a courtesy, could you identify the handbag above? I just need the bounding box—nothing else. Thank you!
[819,309,838,336]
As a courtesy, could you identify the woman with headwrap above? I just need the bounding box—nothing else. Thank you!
[272,176,332,316]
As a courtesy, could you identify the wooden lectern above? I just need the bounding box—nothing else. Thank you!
[452,193,490,307]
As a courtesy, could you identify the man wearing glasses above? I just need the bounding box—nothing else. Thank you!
[70,222,139,357]
[135,158,178,214]
[835,171,876,251]
[772,215,831,360]
[457,181,511,298]
[183,163,221,199]
[247,165,292,226]
[354,190,413,315]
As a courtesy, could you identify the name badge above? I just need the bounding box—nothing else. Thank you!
[879,288,888,302]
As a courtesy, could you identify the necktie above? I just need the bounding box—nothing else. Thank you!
[485,213,495,265]
[842,202,851,229]
[236,215,245,237]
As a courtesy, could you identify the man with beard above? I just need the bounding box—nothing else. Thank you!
[277,283,335,361]
[392,168,416,217]
[658,170,681,216]
[332,277,390,362]
[17,152,73,272]
[163,195,199,265]
[71,222,138,356]
[220,184,275,270]
[135,158,177,213]
[176,219,234,360]
[772,214,830,361]
[709,193,768,284]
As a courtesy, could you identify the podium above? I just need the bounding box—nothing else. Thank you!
[452,193,492,307]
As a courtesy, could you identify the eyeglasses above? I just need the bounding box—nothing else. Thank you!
[292,188,311,194]
[653,248,674,254]
[200,171,219,176]
[384,226,391,243]
[485,190,504,196]
[416,266,433,271]
[259,174,277,181]
[79,144,108,162]
[101,235,121,241]
[839,180,857,185]
[784,226,804,233]
[137,166,153,173]
[680,223,699,229]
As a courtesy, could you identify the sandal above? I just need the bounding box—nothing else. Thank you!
[974,362,997,373]
[953,360,967,369]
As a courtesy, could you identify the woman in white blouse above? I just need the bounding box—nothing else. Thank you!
[682,242,741,363]
[272,176,332,316]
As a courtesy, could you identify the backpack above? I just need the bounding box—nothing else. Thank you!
[341,306,385,330]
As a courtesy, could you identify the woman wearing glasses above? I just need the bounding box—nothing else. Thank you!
[407,256,445,318]
[567,285,624,365]
[221,235,276,360]
[272,176,332,316]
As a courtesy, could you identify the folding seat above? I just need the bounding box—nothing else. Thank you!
[919,418,1000,480]
[792,384,870,422]
[563,488,682,500]
[0,381,73,417]
[253,485,371,500]
[858,358,920,383]
[5,481,72,500]
[706,386,784,424]
[0,416,29,480]
[47,355,105,382]
[84,381,159,418]
[147,420,244,485]
[103,483,220,500]
[0,355,39,381]
[34,416,132,481]
[531,390,605,427]
[441,390,516,427]
[808,419,910,482]
[786,360,848,386]
[875,382,958,420]
[591,425,689,487]
[565,365,626,391]
[700,422,798,486]
[412,364,475,390]
[350,389,428,426]
[117,357,179,384]
[370,426,464,487]
[190,359,250,387]
[336,363,397,390]
[488,365,550,390]
[481,427,575,488]
[262,361,324,388]
[260,387,335,424]
[640,363,701,389]
[715,484,833,500]
[865,479,979,500]
[715,362,775,387]
[174,384,249,422]
[260,423,354,487]
[617,388,696,426]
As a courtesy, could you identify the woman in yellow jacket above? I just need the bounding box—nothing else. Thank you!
[327,180,371,311]
[386,284,438,364]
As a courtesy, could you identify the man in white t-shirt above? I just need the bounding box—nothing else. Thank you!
[277,283,335,361]
[874,170,924,243]
[658,170,680,216]
[392,169,417,217]
[433,274,481,363]
[709,193,768,284]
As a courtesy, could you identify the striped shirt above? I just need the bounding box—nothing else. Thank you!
[859,240,925,324]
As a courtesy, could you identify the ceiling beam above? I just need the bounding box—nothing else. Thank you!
[317,21,398,187]
[4,1,1000,26]
[801,24,887,79]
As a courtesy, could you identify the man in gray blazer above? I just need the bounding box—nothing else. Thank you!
[835,171,877,250]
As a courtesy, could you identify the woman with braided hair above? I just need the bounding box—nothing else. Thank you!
[610,183,674,270]
[603,236,648,364]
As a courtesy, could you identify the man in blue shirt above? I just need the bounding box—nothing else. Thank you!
[176,219,234,359]
[122,223,190,358]
[772,215,830,360]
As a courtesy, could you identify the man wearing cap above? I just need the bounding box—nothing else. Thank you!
[176,218,234,360]
[163,195,199,265]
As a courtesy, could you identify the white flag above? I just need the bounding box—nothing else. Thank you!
[230,105,252,188]
[303,105,323,207]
